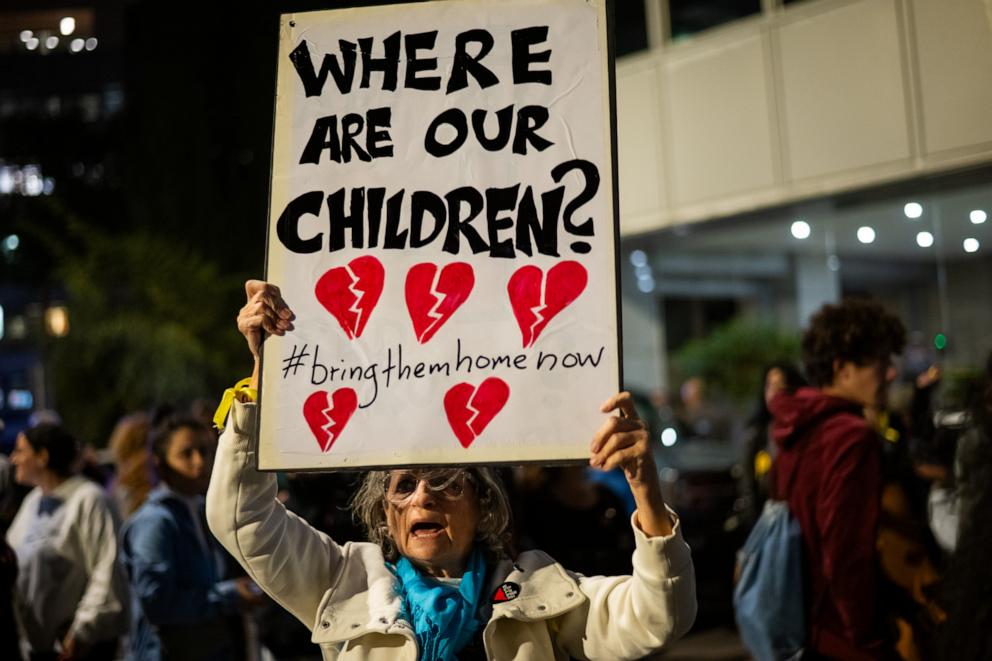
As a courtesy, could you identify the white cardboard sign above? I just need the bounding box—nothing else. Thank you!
[259,0,620,470]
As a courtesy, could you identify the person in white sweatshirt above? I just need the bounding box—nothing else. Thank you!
[7,423,129,661]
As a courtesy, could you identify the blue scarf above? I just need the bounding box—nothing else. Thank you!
[393,547,486,661]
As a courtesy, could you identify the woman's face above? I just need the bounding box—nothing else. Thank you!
[384,470,481,578]
[764,367,787,406]
[161,427,215,495]
[11,434,46,487]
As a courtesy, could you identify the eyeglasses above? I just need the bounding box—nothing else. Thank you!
[383,469,473,506]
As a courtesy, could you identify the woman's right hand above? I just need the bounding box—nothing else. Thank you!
[237,280,294,361]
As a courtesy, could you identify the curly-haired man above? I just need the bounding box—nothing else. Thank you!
[769,298,906,660]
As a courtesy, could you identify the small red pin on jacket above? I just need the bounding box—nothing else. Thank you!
[491,582,521,603]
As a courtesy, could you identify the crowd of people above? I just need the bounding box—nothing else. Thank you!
[0,290,990,661]
[733,299,992,660]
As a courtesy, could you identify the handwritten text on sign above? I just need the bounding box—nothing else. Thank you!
[259,0,619,470]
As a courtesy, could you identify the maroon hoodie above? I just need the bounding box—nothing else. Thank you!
[769,387,890,660]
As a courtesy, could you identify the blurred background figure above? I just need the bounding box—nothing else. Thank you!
[515,466,634,577]
[0,448,30,536]
[1,535,19,661]
[739,363,806,526]
[6,423,129,661]
[0,428,26,659]
[676,376,734,442]
[107,412,154,519]
[121,413,263,661]
[767,298,906,659]
[936,352,992,660]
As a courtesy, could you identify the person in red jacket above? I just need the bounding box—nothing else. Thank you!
[769,299,906,660]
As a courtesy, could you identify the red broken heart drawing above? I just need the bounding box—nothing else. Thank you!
[507,261,588,348]
[303,388,358,453]
[314,255,385,339]
[443,377,510,448]
[405,262,475,344]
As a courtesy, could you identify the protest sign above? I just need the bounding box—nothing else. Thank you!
[259,0,621,470]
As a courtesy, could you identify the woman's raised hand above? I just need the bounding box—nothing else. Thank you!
[237,280,294,361]
[590,392,655,484]
[591,392,673,537]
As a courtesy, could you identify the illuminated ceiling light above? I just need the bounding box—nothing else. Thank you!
[857,226,876,244]
[2,235,19,251]
[19,30,33,42]
[916,231,934,248]
[637,277,655,294]
[971,209,987,224]
[963,238,980,253]
[635,264,652,278]
[60,17,76,36]
[661,427,678,447]
[85,38,98,51]
[45,36,59,49]
[790,220,811,240]
[25,37,39,51]
[629,249,647,268]
[70,38,84,53]
[904,202,923,219]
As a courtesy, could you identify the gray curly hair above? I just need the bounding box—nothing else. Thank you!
[351,467,514,562]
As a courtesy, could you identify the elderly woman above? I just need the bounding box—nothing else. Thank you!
[207,280,696,660]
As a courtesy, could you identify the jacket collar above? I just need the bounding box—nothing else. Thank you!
[50,474,88,500]
[312,545,410,646]
[310,548,585,646]
[487,551,585,622]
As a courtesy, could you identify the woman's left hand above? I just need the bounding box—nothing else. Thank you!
[590,392,656,487]
[591,392,673,537]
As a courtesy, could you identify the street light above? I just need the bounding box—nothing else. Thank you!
[45,306,70,337]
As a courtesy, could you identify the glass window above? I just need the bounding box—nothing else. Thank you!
[668,0,762,42]
[622,167,992,415]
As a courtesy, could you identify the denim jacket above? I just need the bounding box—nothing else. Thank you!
[121,486,241,661]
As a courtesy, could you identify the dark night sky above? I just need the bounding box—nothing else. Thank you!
[122,1,434,272]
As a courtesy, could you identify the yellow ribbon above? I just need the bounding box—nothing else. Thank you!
[213,377,257,430]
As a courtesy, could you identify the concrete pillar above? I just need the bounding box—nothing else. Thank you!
[795,252,840,327]
[621,290,667,394]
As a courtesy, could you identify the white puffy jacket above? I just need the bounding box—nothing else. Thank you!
[206,402,696,660]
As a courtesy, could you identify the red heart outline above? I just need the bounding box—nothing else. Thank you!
[507,261,588,348]
[443,377,510,448]
[314,256,385,339]
[405,262,475,344]
[303,388,358,452]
